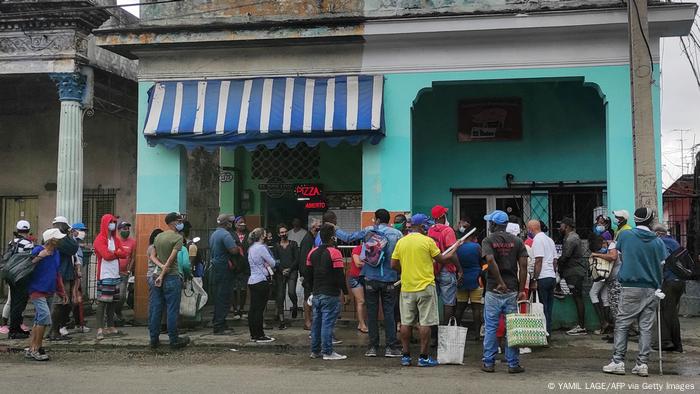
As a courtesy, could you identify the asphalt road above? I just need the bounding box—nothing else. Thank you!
[2,344,699,394]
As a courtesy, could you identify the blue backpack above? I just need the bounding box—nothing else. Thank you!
[361,228,390,275]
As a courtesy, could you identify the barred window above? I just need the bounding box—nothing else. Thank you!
[251,144,320,180]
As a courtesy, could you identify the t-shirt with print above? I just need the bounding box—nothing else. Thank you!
[391,232,441,292]
[154,230,183,276]
[481,231,528,292]
[118,237,137,275]
[10,236,34,253]
[348,244,362,278]
[531,232,556,279]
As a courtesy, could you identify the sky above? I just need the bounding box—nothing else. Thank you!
[117,1,700,188]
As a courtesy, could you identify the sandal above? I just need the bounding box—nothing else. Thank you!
[357,327,369,334]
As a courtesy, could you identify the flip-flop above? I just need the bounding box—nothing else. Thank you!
[357,328,369,334]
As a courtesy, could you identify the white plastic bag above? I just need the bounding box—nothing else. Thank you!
[437,317,468,365]
[530,291,548,335]
[180,280,201,317]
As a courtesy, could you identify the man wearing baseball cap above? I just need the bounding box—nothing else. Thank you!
[1,220,35,338]
[612,210,632,240]
[603,207,666,377]
[391,213,463,367]
[209,213,242,335]
[557,217,588,336]
[428,205,464,326]
[480,210,528,374]
[48,216,79,341]
[26,228,69,361]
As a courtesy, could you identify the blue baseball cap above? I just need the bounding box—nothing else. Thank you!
[484,210,509,225]
[410,213,430,227]
[72,222,87,231]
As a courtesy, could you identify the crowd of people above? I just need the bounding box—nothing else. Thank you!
[0,204,690,374]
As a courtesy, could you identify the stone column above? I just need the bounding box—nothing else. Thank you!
[50,73,86,223]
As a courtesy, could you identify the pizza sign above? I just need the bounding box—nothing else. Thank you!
[295,184,322,199]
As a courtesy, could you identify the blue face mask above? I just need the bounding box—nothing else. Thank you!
[527,231,535,239]
[175,222,184,232]
[594,225,606,235]
[108,223,116,232]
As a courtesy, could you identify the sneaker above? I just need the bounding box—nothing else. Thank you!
[519,347,532,354]
[332,337,343,345]
[602,360,626,375]
[482,364,495,373]
[631,363,648,377]
[365,347,377,357]
[29,348,50,361]
[59,327,70,336]
[310,351,322,359]
[232,314,241,321]
[417,356,439,367]
[0,325,9,334]
[169,336,191,349]
[508,365,525,374]
[255,336,276,343]
[323,351,347,360]
[566,325,588,336]
[384,347,403,358]
[278,322,288,330]
[401,355,412,366]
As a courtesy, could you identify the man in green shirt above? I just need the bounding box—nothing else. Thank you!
[149,212,190,349]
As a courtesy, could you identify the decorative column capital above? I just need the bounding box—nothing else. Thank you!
[50,72,86,102]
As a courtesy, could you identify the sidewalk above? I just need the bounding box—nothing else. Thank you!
[2,304,699,356]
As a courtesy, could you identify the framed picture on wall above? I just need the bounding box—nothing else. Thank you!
[457,98,523,142]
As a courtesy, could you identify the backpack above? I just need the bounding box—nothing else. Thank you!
[177,246,192,279]
[665,247,699,280]
[589,256,612,282]
[361,228,389,269]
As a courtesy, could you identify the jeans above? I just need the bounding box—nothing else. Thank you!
[660,280,685,349]
[148,274,182,344]
[311,294,341,355]
[612,287,657,365]
[537,277,556,335]
[483,291,519,368]
[364,280,398,349]
[211,264,233,330]
[8,277,29,332]
[275,270,299,316]
[248,281,269,339]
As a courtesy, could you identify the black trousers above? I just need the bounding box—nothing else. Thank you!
[660,279,685,349]
[248,281,270,339]
[275,270,299,316]
[8,277,29,332]
[212,265,234,331]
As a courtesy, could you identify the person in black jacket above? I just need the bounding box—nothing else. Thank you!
[48,216,79,341]
[299,220,321,330]
[272,224,299,329]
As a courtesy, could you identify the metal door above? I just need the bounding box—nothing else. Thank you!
[1,196,38,249]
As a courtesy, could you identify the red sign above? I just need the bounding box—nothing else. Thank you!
[305,201,327,210]
[295,184,322,198]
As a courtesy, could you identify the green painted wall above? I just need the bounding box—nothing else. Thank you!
[411,80,606,215]
[136,82,187,214]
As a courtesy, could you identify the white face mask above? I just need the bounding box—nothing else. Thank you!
[108,223,116,231]
[77,231,86,240]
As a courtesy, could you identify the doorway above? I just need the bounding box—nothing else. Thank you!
[1,196,38,250]
[453,194,528,240]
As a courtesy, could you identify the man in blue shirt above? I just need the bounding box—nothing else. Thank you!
[209,213,241,335]
[361,209,403,358]
[653,224,685,353]
[314,211,367,246]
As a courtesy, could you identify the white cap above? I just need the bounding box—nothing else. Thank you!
[52,216,69,225]
[16,220,30,231]
[612,210,630,220]
[506,222,521,236]
[42,228,66,242]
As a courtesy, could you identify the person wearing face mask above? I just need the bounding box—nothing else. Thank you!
[93,214,130,341]
[209,214,242,335]
[47,216,79,341]
[428,205,463,325]
[231,216,251,320]
[557,217,588,336]
[393,214,409,236]
[272,224,299,330]
[69,223,90,333]
[148,212,190,349]
[527,220,557,338]
[611,210,632,240]
[114,221,136,325]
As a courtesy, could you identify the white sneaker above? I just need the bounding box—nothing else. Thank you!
[602,360,626,375]
[59,327,69,336]
[566,325,588,336]
[520,347,532,354]
[631,363,648,377]
[323,352,347,360]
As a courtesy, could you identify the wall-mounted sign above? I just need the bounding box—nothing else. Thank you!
[458,98,522,142]
[220,171,234,183]
[305,201,327,210]
[295,184,323,199]
[258,177,295,198]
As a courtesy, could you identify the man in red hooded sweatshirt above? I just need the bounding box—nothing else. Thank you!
[428,205,463,323]
[92,214,130,340]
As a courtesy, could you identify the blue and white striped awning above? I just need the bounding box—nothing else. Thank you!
[143,75,384,150]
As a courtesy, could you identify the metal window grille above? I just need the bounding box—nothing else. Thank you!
[664,195,692,248]
[251,144,320,180]
[82,188,117,244]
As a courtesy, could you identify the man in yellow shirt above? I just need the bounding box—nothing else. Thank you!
[391,213,462,367]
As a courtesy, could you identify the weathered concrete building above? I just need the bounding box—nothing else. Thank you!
[95,1,698,321]
[0,0,138,244]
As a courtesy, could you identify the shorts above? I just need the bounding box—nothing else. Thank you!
[96,277,121,303]
[400,284,439,327]
[564,274,585,296]
[457,287,484,304]
[348,276,363,289]
[437,271,457,306]
[33,297,52,326]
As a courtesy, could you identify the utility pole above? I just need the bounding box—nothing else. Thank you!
[628,0,657,210]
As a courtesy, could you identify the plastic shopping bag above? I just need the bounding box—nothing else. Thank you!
[437,317,468,365]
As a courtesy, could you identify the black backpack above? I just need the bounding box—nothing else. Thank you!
[666,247,700,280]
